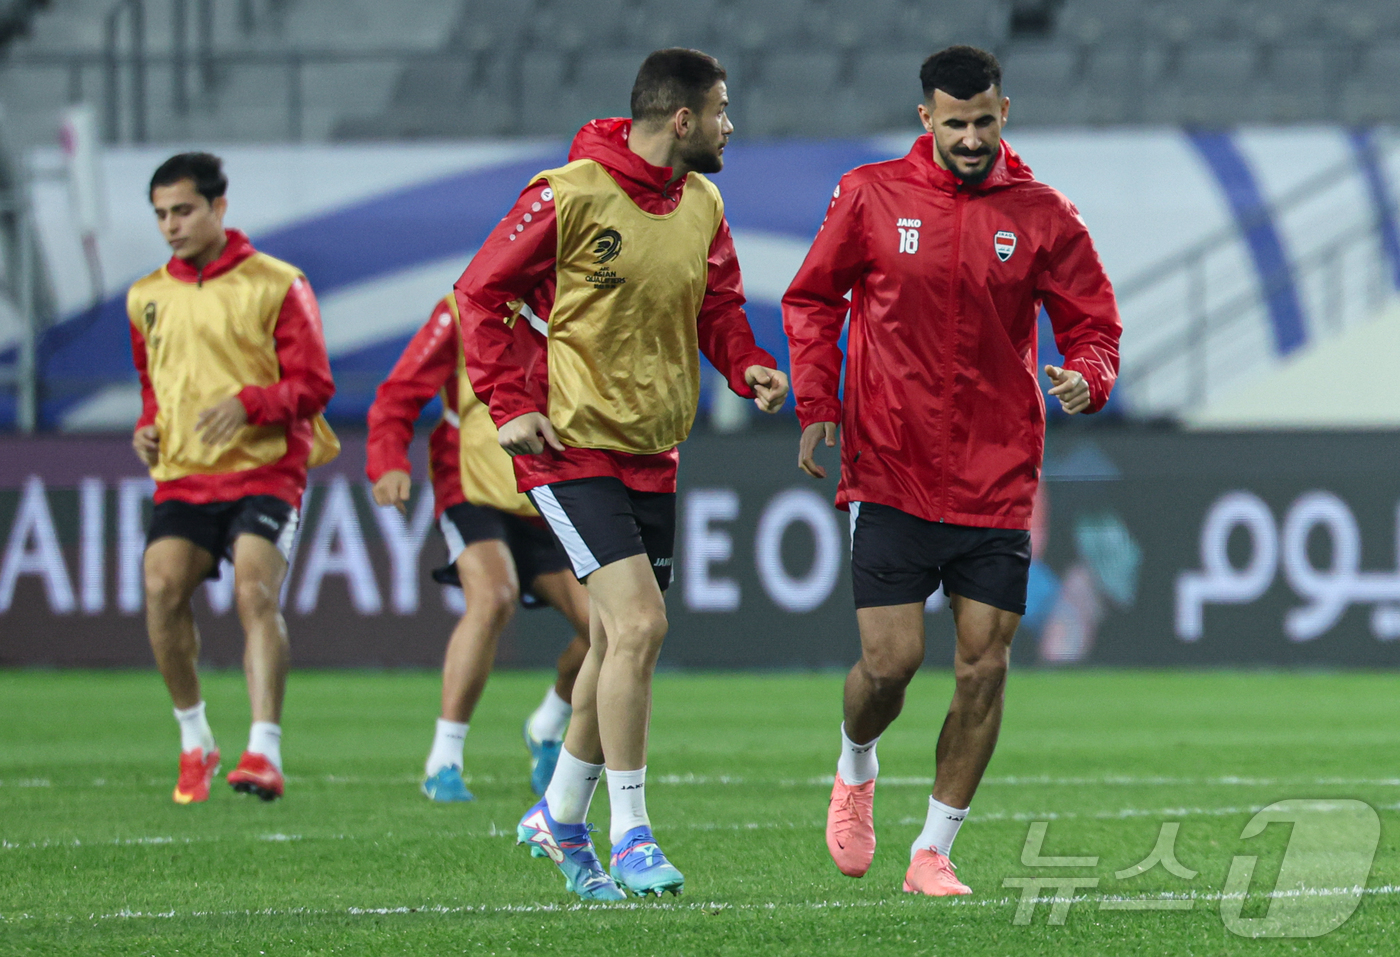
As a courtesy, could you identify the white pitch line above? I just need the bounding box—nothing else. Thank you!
[816,775,1400,788]
[895,806,1270,826]
[5,884,1400,925]
[8,773,1400,791]
[2,833,309,850]
[11,799,1400,852]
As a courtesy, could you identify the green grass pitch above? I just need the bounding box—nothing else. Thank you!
[2,668,1398,956]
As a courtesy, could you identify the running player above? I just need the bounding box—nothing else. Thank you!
[456,49,788,899]
[784,46,1121,895]
[130,152,338,804]
[366,293,591,802]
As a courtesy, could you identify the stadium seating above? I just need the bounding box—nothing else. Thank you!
[1,0,1397,147]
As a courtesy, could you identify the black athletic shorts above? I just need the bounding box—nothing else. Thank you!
[850,501,1031,614]
[527,477,675,591]
[146,495,300,580]
[431,501,572,608]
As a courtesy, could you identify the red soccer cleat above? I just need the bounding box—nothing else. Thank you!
[903,848,972,896]
[826,774,877,877]
[227,751,284,801]
[173,747,220,804]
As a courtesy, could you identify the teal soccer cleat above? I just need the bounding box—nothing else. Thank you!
[516,799,626,901]
[524,720,563,796]
[609,826,685,897]
[422,765,474,802]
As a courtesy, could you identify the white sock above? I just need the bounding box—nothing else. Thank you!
[426,719,468,776]
[544,747,603,825]
[527,687,572,743]
[174,702,215,754]
[836,723,879,785]
[247,721,282,773]
[607,766,651,846]
[912,796,969,859]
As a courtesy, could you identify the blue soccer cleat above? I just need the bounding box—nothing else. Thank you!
[609,825,685,897]
[516,798,625,901]
[524,720,563,796]
[422,765,474,802]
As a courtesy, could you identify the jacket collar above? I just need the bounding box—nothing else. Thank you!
[907,135,1033,194]
[568,117,687,201]
[165,229,256,283]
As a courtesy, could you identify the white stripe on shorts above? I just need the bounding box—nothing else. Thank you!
[276,509,302,607]
[439,513,467,567]
[848,501,861,556]
[275,508,301,561]
[529,485,600,580]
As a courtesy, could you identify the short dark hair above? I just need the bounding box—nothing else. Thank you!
[631,48,727,125]
[920,45,1002,101]
[149,152,227,204]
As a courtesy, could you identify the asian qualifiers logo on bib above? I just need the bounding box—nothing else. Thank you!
[591,228,622,264]
[585,228,626,288]
[994,230,1017,262]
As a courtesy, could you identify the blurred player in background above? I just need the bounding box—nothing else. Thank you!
[457,49,788,899]
[784,46,1121,895]
[129,152,338,804]
[366,294,591,802]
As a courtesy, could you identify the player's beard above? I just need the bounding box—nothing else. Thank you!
[680,133,724,174]
[937,142,995,185]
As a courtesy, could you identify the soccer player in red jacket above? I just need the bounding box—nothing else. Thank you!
[130,152,337,804]
[784,46,1121,896]
[366,294,590,802]
[458,50,787,899]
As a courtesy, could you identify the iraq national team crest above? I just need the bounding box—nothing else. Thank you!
[993,230,1017,262]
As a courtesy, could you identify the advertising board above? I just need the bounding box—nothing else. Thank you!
[3,430,1399,669]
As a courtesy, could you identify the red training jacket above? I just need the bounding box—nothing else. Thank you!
[783,137,1121,530]
[454,117,777,494]
[130,229,335,507]
[364,296,464,520]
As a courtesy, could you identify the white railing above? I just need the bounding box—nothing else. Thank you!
[1116,138,1400,419]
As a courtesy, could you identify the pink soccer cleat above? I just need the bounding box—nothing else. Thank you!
[173,747,220,804]
[903,848,971,896]
[227,751,284,801]
[826,774,876,877]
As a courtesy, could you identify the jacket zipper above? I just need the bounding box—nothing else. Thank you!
[940,189,967,523]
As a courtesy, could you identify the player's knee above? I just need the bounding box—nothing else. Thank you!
[467,580,518,627]
[608,607,668,657]
[955,647,1009,697]
[862,654,920,696]
[233,576,280,623]
[144,567,190,615]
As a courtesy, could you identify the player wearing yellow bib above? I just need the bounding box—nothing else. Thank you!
[456,50,788,899]
[366,293,590,802]
[129,152,337,804]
